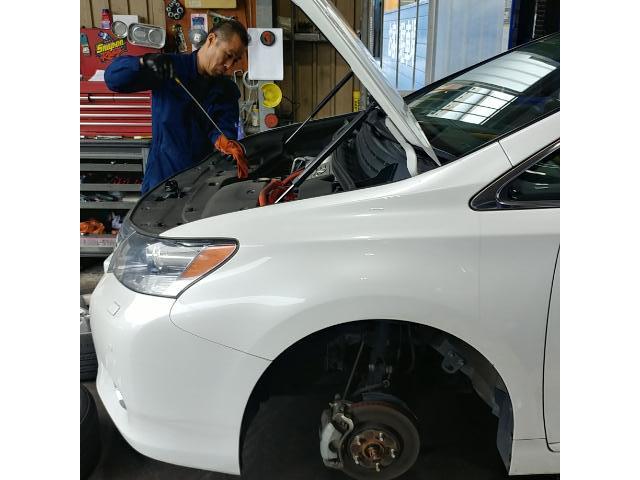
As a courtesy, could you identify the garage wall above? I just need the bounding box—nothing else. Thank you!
[80,0,361,122]
[276,0,362,121]
[80,0,167,29]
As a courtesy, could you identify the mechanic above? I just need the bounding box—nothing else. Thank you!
[105,20,249,193]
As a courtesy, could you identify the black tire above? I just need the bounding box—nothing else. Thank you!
[80,384,101,479]
[241,394,345,480]
[80,332,98,381]
[341,401,420,480]
[81,297,98,381]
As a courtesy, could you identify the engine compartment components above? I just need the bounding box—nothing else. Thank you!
[258,170,303,206]
[201,179,270,217]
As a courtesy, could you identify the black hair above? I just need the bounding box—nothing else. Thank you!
[209,19,249,47]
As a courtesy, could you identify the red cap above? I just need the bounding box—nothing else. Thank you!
[264,113,279,128]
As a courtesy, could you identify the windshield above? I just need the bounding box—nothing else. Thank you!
[408,34,559,159]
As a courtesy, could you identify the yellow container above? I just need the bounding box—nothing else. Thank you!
[261,82,283,108]
[353,90,361,112]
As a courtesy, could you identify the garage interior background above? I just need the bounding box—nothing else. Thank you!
[79,3,560,477]
[79,0,559,261]
[80,0,559,122]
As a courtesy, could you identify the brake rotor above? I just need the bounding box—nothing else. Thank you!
[348,427,400,472]
[341,401,420,480]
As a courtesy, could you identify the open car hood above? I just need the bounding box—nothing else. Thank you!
[293,0,438,163]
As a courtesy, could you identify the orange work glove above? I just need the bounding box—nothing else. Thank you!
[80,219,105,235]
[214,134,249,179]
[258,169,304,206]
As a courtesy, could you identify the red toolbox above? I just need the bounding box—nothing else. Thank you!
[81,81,152,138]
[80,27,157,138]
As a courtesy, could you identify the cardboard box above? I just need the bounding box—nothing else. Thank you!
[185,0,237,8]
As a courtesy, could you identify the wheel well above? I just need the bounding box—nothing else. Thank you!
[239,319,514,471]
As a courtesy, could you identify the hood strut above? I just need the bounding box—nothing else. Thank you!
[285,71,354,146]
[276,104,376,204]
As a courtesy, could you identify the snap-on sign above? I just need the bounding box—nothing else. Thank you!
[80,27,156,80]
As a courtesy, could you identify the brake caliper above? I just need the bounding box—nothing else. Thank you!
[319,400,354,469]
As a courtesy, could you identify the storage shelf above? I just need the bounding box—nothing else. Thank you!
[79,139,151,146]
[80,201,137,209]
[81,151,143,160]
[81,248,113,257]
[80,234,117,257]
[80,184,141,192]
[80,139,148,258]
[81,163,143,172]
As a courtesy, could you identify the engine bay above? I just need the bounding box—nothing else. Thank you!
[131,109,440,236]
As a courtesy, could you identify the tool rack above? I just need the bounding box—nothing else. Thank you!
[80,139,149,257]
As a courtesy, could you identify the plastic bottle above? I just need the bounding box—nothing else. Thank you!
[100,9,112,30]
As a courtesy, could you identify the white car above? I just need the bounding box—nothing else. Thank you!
[90,1,560,478]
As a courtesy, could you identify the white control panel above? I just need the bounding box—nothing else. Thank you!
[247,28,284,80]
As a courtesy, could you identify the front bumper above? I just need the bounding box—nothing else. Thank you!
[90,274,270,474]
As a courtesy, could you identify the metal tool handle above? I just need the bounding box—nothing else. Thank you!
[174,77,224,136]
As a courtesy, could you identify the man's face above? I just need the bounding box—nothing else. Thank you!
[201,32,245,76]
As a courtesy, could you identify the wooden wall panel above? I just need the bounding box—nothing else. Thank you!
[128,0,150,23]
[90,0,110,28]
[79,0,363,121]
[276,0,364,121]
[149,0,167,29]
[82,0,166,27]
[109,0,129,16]
[80,0,93,28]
[295,44,315,121]
[315,44,335,118]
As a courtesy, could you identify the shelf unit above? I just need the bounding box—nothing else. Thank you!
[80,139,149,257]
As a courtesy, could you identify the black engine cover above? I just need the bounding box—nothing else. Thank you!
[201,179,270,217]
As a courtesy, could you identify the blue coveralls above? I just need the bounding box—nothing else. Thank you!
[104,51,240,193]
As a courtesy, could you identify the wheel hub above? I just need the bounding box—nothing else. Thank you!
[348,428,400,472]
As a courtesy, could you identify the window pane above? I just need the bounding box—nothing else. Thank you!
[397,5,417,90]
[414,4,428,89]
[503,150,560,203]
[433,0,510,81]
[409,34,559,159]
[381,1,429,90]
[381,0,399,86]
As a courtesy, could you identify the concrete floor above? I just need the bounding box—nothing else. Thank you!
[83,380,559,480]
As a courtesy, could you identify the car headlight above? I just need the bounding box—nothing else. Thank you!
[115,214,135,248]
[108,231,237,297]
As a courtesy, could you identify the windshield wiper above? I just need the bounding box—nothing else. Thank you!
[284,71,354,146]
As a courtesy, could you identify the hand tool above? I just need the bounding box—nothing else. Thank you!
[174,77,224,136]
[174,76,249,178]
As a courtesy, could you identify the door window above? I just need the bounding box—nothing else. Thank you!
[499,149,560,204]
[470,142,560,210]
